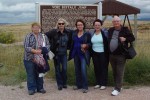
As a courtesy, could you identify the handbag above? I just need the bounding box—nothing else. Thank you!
[33,54,46,67]
[48,50,55,60]
[122,19,136,59]
[123,43,137,59]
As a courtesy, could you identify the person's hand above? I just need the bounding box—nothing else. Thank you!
[35,49,42,54]
[81,44,87,49]
[120,37,126,43]
[81,44,88,53]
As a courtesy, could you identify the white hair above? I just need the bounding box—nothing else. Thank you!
[112,16,121,21]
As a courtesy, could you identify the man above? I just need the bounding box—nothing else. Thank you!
[108,16,135,96]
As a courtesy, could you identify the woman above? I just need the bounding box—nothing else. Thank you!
[91,19,109,90]
[45,18,72,90]
[68,19,91,93]
[23,22,50,95]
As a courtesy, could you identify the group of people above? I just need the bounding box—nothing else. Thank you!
[23,16,135,96]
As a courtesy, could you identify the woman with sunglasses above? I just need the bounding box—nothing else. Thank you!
[45,18,72,90]
[68,19,91,93]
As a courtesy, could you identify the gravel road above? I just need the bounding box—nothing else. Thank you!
[0,79,150,100]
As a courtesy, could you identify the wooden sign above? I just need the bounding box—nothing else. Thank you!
[39,4,99,33]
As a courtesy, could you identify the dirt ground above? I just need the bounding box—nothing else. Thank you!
[0,79,150,100]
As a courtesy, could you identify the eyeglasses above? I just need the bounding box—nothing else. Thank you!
[58,23,65,25]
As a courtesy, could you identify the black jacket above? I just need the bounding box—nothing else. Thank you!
[45,29,72,55]
[108,26,135,55]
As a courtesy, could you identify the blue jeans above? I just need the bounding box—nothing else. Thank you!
[54,54,67,87]
[24,60,44,91]
[74,55,88,89]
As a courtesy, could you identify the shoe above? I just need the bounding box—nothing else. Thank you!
[37,89,46,94]
[73,86,78,90]
[58,86,62,90]
[111,90,120,96]
[94,85,100,89]
[39,73,46,77]
[100,86,106,90]
[28,90,35,95]
[63,85,67,89]
[82,89,88,93]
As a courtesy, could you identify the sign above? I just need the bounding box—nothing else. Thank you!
[38,4,100,33]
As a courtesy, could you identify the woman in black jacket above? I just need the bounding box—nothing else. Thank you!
[91,19,109,90]
[45,18,72,90]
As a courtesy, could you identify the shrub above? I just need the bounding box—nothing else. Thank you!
[0,32,15,44]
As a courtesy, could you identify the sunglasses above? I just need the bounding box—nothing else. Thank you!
[58,23,65,25]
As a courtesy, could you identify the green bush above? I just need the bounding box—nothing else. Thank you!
[0,32,15,44]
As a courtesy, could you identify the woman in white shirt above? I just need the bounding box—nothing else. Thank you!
[91,19,109,90]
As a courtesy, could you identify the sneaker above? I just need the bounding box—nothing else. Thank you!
[94,85,100,89]
[100,86,106,90]
[37,89,46,94]
[111,90,120,96]
[28,90,35,95]
[82,89,88,93]
[39,73,46,77]
[73,86,78,90]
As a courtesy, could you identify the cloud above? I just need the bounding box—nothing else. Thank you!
[0,11,35,23]
[0,2,34,12]
[0,0,150,23]
[118,0,150,13]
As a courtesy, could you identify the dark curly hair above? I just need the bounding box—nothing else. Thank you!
[93,19,103,26]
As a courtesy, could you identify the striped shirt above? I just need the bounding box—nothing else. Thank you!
[23,32,50,61]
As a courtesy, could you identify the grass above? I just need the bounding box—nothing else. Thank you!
[0,23,31,42]
[0,21,150,87]
[0,45,26,85]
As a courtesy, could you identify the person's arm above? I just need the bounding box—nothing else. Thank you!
[24,34,41,54]
[124,27,135,42]
[44,35,50,51]
[45,29,56,51]
[67,29,74,50]
[86,32,92,48]
[120,27,135,43]
[81,32,91,52]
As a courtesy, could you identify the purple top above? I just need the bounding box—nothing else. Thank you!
[71,35,84,60]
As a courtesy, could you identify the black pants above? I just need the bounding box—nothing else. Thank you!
[92,51,108,86]
[109,54,126,91]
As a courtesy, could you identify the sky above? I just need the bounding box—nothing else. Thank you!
[0,0,150,23]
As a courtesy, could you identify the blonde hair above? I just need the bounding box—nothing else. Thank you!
[31,22,41,28]
[55,18,69,28]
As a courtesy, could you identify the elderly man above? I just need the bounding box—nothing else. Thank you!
[108,16,135,96]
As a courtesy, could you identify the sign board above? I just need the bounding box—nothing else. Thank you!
[37,4,101,33]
